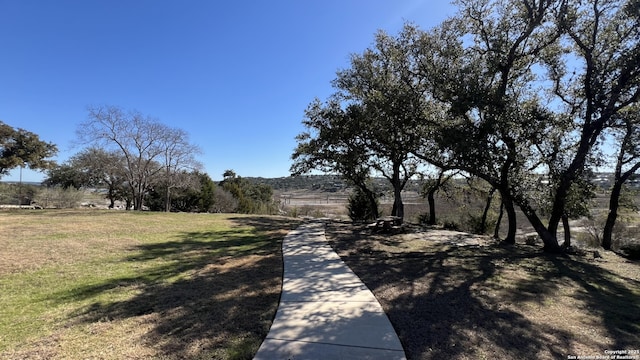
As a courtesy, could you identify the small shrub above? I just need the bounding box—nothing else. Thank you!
[347,187,379,222]
[417,212,431,225]
[580,213,639,249]
[211,187,238,213]
[575,229,602,248]
[35,187,83,208]
[442,220,460,231]
[465,211,498,235]
[285,206,326,218]
[287,206,299,218]
[525,235,538,246]
[619,242,640,260]
[0,183,40,205]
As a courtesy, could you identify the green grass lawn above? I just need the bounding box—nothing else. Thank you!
[0,210,299,359]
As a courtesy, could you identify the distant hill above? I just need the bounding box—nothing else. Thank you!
[245,175,425,193]
[245,172,625,193]
[0,181,42,186]
[245,175,350,192]
[2,173,625,192]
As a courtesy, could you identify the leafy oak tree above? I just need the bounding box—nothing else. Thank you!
[414,1,563,246]
[46,148,131,208]
[534,0,640,251]
[415,0,640,252]
[291,100,380,219]
[293,27,433,220]
[219,170,277,214]
[603,105,640,249]
[0,121,57,177]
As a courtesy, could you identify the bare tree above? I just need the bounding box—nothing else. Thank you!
[157,127,202,212]
[78,105,197,211]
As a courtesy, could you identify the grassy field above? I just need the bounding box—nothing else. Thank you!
[3,208,638,359]
[0,210,300,360]
[326,222,640,360]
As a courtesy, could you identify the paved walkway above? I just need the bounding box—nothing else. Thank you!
[254,222,406,360]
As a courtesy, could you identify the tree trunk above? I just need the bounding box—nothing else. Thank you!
[134,191,144,211]
[547,133,598,242]
[390,162,404,220]
[481,187,496,234]
[602,180,622,250]
[134,180,148,211]
[427,188,437,225]
[107,185,116,209]
[494,199,504,239]
[561,214,571,249]
[164,186,171,212]
[520,202,562,252]
[392,186,404,220]
[602,135,640,249]
[130,182,143,211]
[135,188,145,210]
[502,193,517,244]
[363,186,380,220]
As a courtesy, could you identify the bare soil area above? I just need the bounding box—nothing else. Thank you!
[325,221,640,360]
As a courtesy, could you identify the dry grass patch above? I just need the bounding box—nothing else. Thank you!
[0,210,299,359]
[326,222,640,360]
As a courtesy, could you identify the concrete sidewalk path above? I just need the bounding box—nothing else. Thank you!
[254,222,406,360]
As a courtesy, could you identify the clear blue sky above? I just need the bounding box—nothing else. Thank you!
[1,0,456,182]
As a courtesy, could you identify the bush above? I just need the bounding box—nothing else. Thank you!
[285,206,325,219]
[211,187,238,213]
[465,211,498,235]
[0,183,40,205]
[619,243,640,260]
[35,187,83,208]
[219,173,278,215]
[580,213,640,249]
[442,219,460,231]
[347,187,379,222]
[417,212,431,225]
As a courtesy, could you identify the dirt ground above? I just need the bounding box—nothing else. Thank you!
[325,221,640,360]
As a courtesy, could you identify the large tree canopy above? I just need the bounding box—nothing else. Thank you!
[294,0,640,253]
[0,121,57,177]
[415,0,565,247]
[412,0,640,251]
[292,100,382,218]
[292,26,434,220]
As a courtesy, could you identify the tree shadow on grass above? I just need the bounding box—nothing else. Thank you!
[227,215,302,235]
[541,257,640,351]
[50,216,300,359]
[326,223,640,359]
